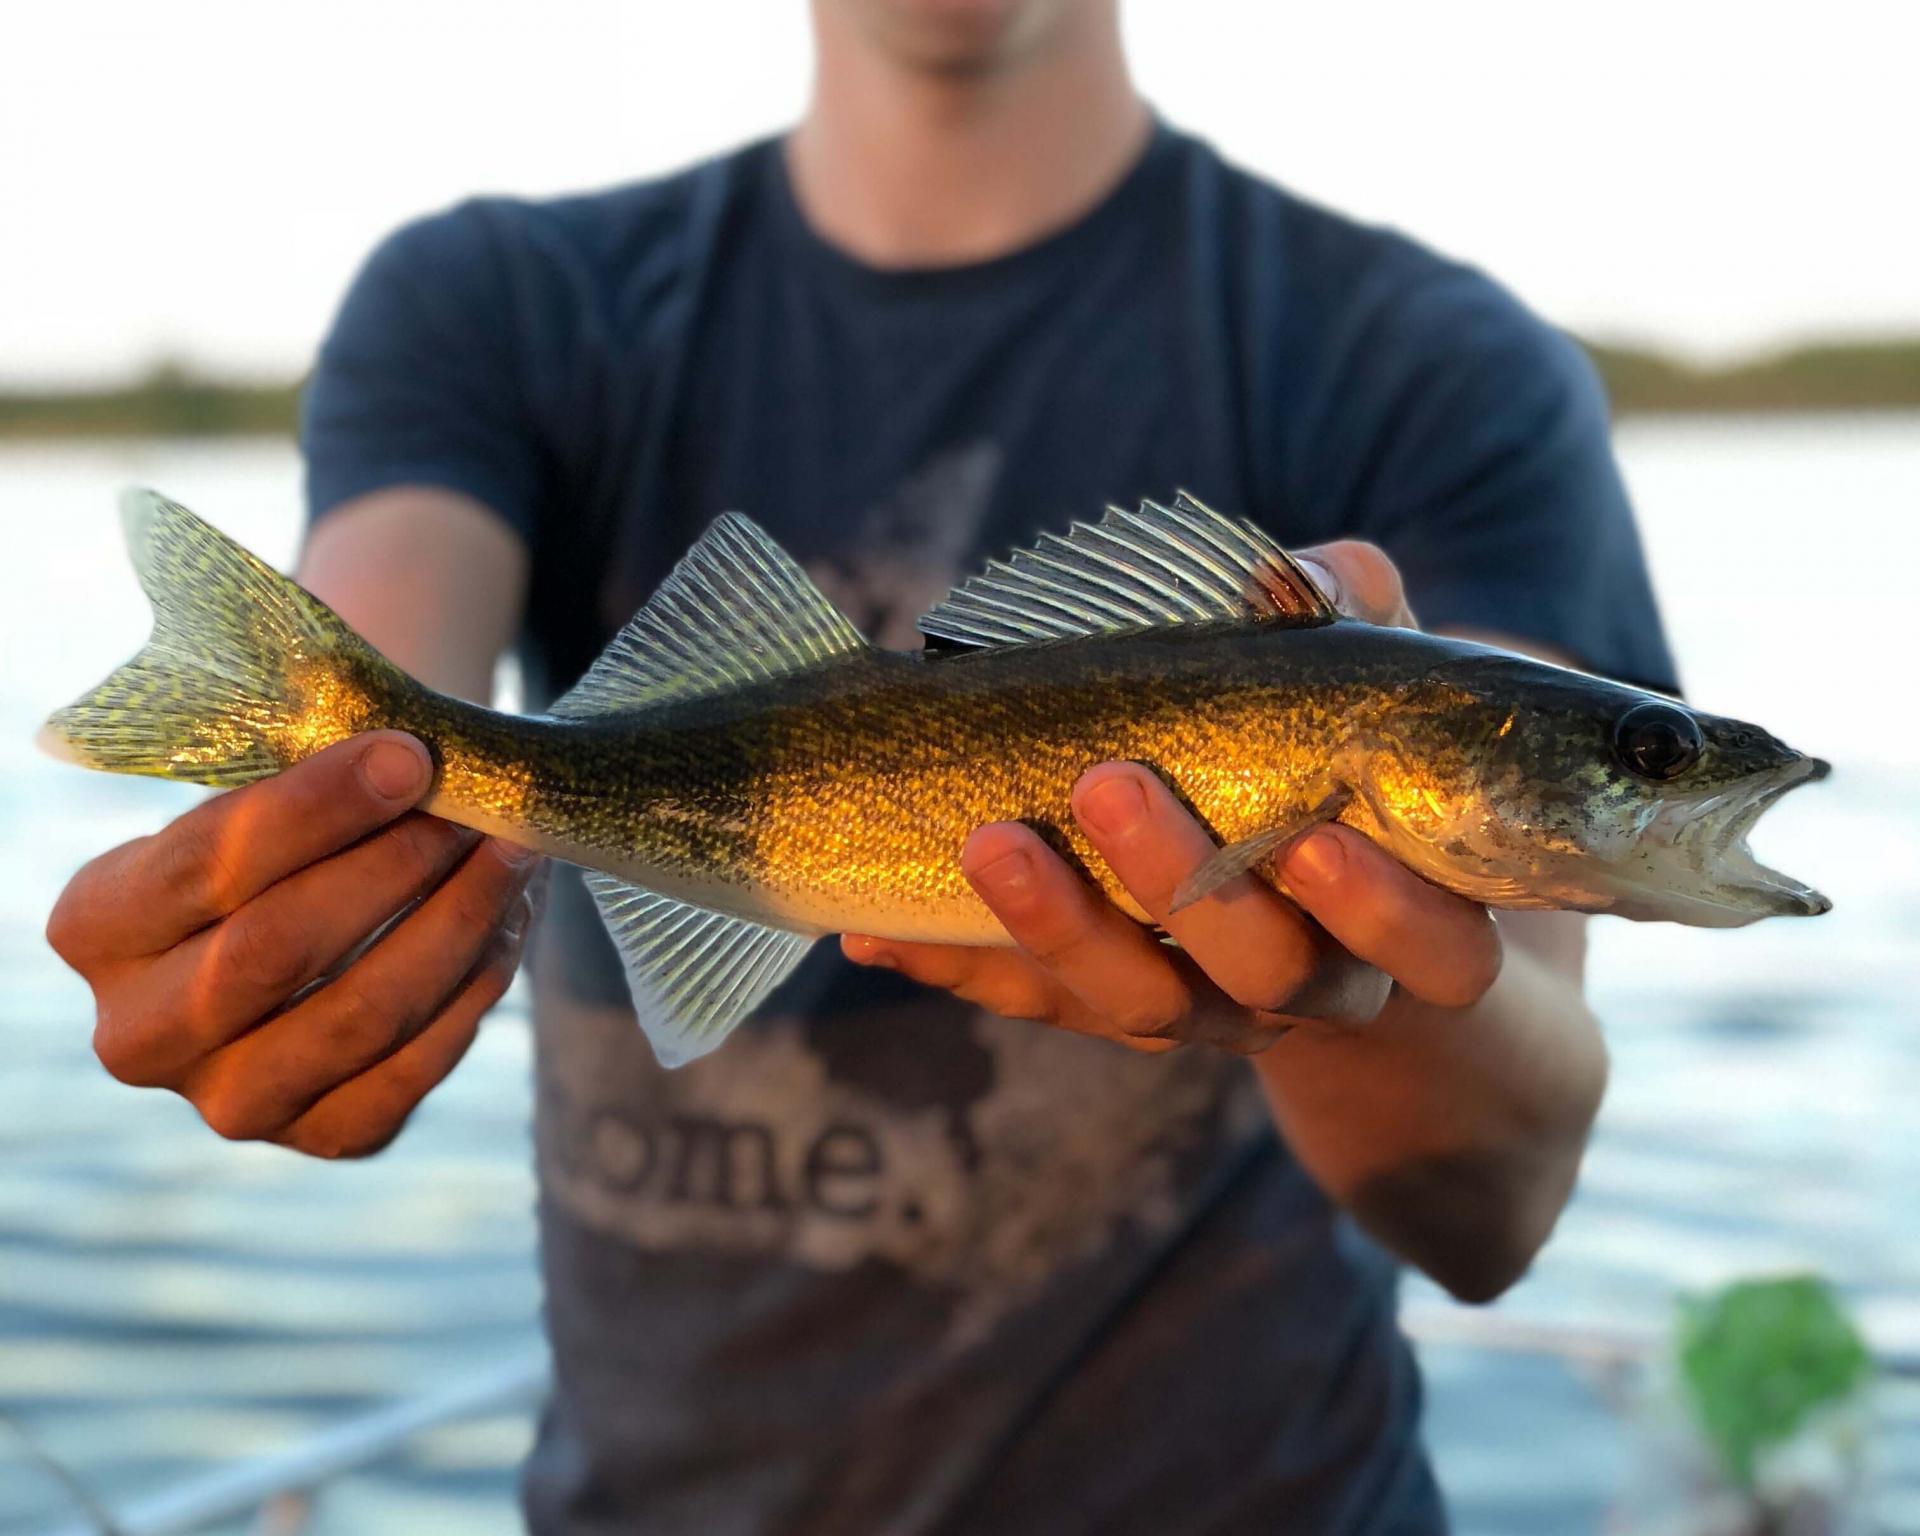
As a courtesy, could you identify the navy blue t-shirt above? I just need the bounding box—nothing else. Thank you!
[305,124,1675,1535]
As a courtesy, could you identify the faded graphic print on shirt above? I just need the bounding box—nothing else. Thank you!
[803,442,1006,649]
[536,992,1262,1337]
[533,446,1262,1329]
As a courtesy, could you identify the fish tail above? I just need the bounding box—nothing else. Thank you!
[38,488,410,786]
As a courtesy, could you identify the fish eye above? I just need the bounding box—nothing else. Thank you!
[1612,701,1704,781]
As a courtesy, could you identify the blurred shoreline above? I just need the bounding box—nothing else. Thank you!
[3,339,1920,440]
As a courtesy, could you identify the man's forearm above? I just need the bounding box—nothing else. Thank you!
[1252,923,1607,1302]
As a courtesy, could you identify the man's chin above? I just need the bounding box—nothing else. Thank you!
[836,0,1070,75]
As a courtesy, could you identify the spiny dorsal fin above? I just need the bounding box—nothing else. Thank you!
[917,491,1336,649]
[585,872,817,1068]
[554,513,867,716]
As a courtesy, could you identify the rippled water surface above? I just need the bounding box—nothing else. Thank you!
[1,420,1915,1533]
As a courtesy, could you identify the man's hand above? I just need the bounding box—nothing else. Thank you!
[46,731,539,1159]
[844,763,1500,1054]
[842,540,1607,1301]
[840,540,1496,1052]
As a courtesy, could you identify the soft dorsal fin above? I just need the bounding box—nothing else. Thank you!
[917,491,1336,649]
[554,513,867,716]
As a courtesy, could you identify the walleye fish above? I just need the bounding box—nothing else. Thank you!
[42,489,1829,1066]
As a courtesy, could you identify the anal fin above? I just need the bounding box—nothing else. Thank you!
[1170,787,1352,913]
[585,872,816,1068]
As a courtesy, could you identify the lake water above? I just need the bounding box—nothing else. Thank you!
[1,421,1916,1534]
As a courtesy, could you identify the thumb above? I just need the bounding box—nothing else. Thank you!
[1294,540,1417,630]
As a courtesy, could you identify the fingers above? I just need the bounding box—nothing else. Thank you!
[841,815,1201,1053]
[49,732,435,967]
[845,928,1185,1054]
[276,909,528,1159]
[178,839,538,1141]
[1295,540,1416,629]
[844,757,1501,1055]
[1069,764,1325,1018]
[842,934,1064,1027]
[959,822,1201,1045]
[1279,826,1501,1009]
[93,813,478,1086]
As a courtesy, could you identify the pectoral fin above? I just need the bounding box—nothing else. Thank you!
[585,872,817,1068]
[1169,787,1352,913]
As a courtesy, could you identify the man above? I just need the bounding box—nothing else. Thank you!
[48,0,1676,1529]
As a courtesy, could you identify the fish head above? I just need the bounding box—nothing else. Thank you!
[1361,650,1831,927]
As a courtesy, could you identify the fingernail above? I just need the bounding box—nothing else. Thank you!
[1286,829,1347,887]
[1295,557,1343,612]
[972,845,1033,893]
[1077,772,1147,837]
[495,840,540,871]
[846,935,897,970]
[361,738,427,801]
[502,893,533,944]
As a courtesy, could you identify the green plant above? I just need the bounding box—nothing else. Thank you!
[1676,1274,1872,1494]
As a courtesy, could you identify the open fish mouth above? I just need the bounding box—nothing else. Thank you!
[1653,755,1833,923]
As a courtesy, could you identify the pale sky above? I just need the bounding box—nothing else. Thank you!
[2,0,1914,387]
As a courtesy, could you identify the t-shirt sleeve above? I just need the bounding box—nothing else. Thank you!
[301,202,545,544]
[1311,266,1679,695]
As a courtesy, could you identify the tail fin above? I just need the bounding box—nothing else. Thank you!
[39,489,397,787]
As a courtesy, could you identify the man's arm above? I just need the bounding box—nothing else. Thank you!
[843,541,1608,1303]
[300,486,527,697]
[1251,548,1606,1301]
[1251,904,1602,1303]
[46,488,536,1159]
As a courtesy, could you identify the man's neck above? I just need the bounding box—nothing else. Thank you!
[786,2,1150,269]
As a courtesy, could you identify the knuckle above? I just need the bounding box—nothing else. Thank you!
[470,948,519,1012]
[150,817,235,925]
[1109,995,1187,1040]
[318,976,411,1060]
[44,884,95,964]
[1344,882,1416,961]
[446,863,517,939]
[93,1017,161,1087]
[377,815,456,894]
[47,842,146,965]
[219,908,312,1000]
[1428,925,1503,1009]
[1014,910,1095,970]
[289,1117,398,1161]
[44,901,81,963]
[196,1083,276,1144]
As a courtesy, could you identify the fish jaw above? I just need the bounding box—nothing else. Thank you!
[1597,755,1832,927]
